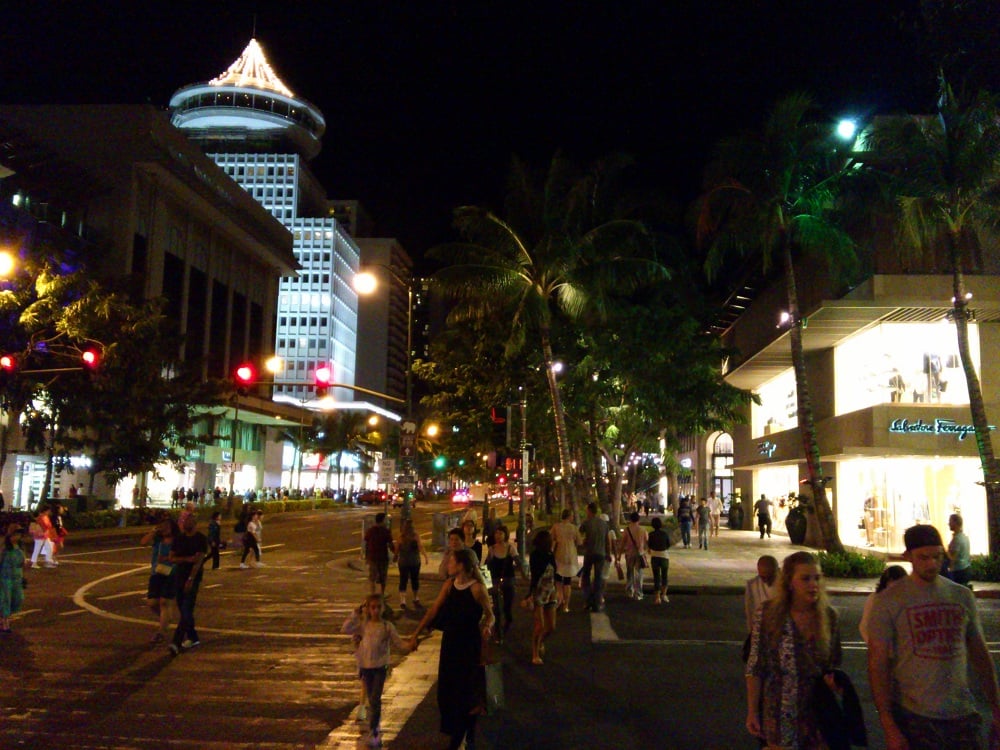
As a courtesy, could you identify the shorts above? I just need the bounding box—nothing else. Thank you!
[147,572,176,601]
[554,574,573,585]
[368,560,389,586]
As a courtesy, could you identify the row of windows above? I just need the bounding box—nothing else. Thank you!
[277,339,329,352]
[279,316,328,328]
[298,252,333,265]
[286,273,331,286]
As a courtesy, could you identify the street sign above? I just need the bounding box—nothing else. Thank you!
[400,420,417,458]
[398,474,416,490]
[378,459,396,484]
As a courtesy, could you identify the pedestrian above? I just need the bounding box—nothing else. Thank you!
[946,513,972,587]
[696,497,711,550]
[48,503,67,564]
[647,516,671,604]
[708,492,723,537]
[527,528,557,664]
[481,507,499,548]
[396,518,428,610]
[754,494,773,539]
[342,594,411,747]
[677,496,694,548]
[484,525,519,640]
[167,512,208,655]
[438,527,465,579]
[140,516,177,644]
[178,500,196,528]
[207,511,222,570]
[240,510,264,569]
[858,564,906,645]
[409,547,495,750]
[363,513,395,598]
[578,502,613,612]
[743,554,779,662]
[28,508,54,568]
[619,511,649,600]
[551,508,583,613]
[867,524,1000,750]
[461,518,482,564]
[745,551,842,748]
[0,523,27,633]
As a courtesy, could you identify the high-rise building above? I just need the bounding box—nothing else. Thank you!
[170,38,361,407]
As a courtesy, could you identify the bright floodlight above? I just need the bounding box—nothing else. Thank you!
[353,271,378,295]
[836,119,857,140]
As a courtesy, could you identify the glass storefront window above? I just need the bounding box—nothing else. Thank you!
[836,457,987,555]
[834,322,979,415]
[752,369,797,438]
[754,465,800,530]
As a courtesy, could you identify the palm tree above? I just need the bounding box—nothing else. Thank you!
[698,93,859,553]
[429,153,667,519]
[869,81,1000,554]
[309,411,375,496]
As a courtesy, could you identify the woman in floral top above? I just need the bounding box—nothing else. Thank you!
[745,551,841,749]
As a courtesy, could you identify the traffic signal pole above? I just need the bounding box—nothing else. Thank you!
[517,387,528,561]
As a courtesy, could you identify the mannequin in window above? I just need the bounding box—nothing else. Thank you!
[888,370,906,403]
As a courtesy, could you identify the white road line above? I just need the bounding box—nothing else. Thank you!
[98,589,147,601]
[71,565,352,639]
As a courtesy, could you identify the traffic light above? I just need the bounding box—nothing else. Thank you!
[234,362,256,395]
[81,348,100,369]
[0,354,15,371]
[433,456,446,470]
[314,365,333,398]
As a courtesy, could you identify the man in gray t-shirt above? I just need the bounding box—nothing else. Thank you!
[579,502,612,612]
[867,524,1000,749]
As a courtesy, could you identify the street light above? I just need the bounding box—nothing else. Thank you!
[353,265,416,520]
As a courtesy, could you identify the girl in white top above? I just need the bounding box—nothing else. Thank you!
[342,594,411,746]
[240,510,264,569]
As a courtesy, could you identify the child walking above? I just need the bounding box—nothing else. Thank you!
[342,594,411,747]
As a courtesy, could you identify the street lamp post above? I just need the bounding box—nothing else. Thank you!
[353,266,415,521]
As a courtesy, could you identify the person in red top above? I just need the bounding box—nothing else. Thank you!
[364,513,395,600]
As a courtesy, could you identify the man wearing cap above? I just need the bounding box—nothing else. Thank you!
[867,523,1000,749]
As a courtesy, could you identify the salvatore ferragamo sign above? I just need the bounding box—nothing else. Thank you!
[888,418,995,441]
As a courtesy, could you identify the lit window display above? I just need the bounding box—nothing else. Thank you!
[836,457,987,555]
[834,322,979,415]
[752,369,797,438]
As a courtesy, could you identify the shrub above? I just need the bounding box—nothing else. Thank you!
[817,550,886,578]
[969,554,1000,582]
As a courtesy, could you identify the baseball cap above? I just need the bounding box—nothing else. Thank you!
[903,524,943,551]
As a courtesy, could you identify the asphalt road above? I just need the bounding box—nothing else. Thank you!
[1,502,438,749]
[4,502,998,750]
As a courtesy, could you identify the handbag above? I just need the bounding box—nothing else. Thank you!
[480,637,504,714]
[615,560,624,580]
[155,563,172,576]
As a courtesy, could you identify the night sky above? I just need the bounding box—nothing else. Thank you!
[3,1,947,261]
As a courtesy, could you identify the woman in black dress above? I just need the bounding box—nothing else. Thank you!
[410,547,495,750]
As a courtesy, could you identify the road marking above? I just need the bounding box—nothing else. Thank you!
[59,609,88,616]
[98,589,147,601]
[72,565,353,639]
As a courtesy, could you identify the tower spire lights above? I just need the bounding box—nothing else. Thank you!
[210,38,294,97]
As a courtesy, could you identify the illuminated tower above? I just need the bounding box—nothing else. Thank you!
[170,38,358,404]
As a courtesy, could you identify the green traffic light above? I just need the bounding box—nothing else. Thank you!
[458,459,465,466]
[434,456,446,469]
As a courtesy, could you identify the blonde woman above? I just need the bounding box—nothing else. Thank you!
[745,551,842,749]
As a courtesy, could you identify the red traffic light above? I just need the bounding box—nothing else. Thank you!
[234,363,257,386]
[81,349,100,368]
[314,365,333,397]
[0,354,15,371]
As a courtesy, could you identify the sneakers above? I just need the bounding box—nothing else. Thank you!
[181,639,200,650]
[255,561,266,567]
[168,643,180,657]
[240,563,249,569]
